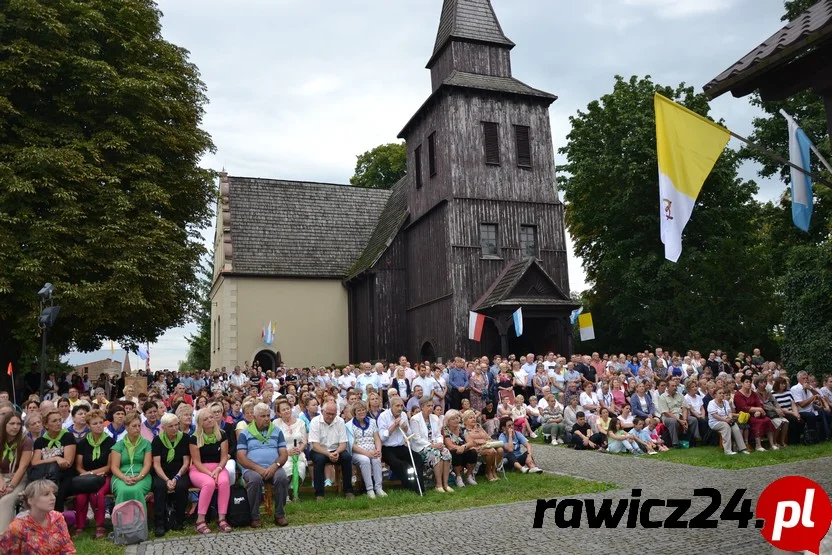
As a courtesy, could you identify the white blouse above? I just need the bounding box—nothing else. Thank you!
[275,418,307,461]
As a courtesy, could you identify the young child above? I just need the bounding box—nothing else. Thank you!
[606,416,641,456]
[646,419,669,452]
[631,417,659,455]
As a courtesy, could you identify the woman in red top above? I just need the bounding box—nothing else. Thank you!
[0,479,74,554]
[733,375,777,452]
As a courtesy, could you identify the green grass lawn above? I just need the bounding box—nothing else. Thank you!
[73,472,613,555]
[655,442,832,470]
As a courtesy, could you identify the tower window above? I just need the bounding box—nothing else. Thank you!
[480,223,499,257]
[428,132,437,177]
[520,225,537,257]
[515,125,532,168]
[483,122,500,165]
[415,145,423,188]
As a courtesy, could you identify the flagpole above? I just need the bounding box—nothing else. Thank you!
[727,130,832,189]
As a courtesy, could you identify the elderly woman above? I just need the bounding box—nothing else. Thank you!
[105,404,127,441]
[629,382,655,421]
[24,413,43,441]
[733,375,777,452]
[684,379,709,444]
[349,401,385,498]
[410,398,453,493]
[707,388,749,455]
[539,393,566,444]
[0,412,33,533]
[189,408,231,534]
[511,395,536,438]
[31,409,76,512]
[562,395,583,444]
[442,410,477,488]
[0,480,74,554]
[72,409,113,539]
[756,381,789,449]
[469,365,487,413]
[175,402,196,435]
[151,413,191,536]
[462,409,502,483]
[274,398,308,498]
[233,400,254,438]
[110,412,152,511]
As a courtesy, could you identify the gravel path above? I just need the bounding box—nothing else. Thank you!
[136,446,832,555]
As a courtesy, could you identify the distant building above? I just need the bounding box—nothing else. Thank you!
[73,357,123,383]
[210,0,576,371]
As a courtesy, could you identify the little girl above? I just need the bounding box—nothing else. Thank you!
[606,417,641,456]
[646,419,670,452]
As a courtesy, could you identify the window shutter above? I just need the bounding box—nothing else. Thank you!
[515,125,531,167]
[483,122,500,165]
[415,145,423,188]
[428,132,437,177]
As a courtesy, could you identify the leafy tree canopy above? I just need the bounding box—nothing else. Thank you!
[0,0,216,376]
[350,142,406,190]
[184,255,212,371]
[560,75,779,356]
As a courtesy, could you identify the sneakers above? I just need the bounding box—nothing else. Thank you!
[375,488,387,497]
[530,432,538,439]
[725,451,737,456]
[772,445,780,450]
[756,447,766,452]
[466,475,477,486]
[455,476,465,488]
[530,467,543,473]
[367,490,376,499]
[741,450,751,455]
[521,466,529,473]
[444,485,455,493]
[647,450,658,455]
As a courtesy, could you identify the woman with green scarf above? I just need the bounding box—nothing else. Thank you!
[151,413,191,537]
[31,409,76,511]
[109,412,152,510]
[73,409,114,539]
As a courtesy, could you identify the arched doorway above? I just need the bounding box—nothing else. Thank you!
[419,342,437,364]
[254,350,276,372]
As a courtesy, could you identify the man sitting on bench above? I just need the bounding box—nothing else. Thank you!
[308,401,354,501]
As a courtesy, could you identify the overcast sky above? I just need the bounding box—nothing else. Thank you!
[65,0,792,370]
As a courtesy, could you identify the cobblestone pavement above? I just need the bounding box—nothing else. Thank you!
[136,446,832,555]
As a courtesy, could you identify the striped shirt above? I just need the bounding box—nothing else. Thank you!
[772,391,794,410]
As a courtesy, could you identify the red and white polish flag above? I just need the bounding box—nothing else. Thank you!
[468,311,485,342]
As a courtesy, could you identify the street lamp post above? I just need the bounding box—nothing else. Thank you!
[37,283,60,399]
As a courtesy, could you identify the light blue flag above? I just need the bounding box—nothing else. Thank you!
[513,308,523,337]
[137,346,149,360]
[570,307,583,325]
[781,110,814,232]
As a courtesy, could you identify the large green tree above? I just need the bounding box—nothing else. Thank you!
[0,0,216,385]
[560,76,779,356]
[350,142,406,190]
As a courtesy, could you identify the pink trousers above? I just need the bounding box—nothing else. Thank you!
[189,463,230,516]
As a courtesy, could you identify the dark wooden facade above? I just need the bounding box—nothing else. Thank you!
[346,0,576,363]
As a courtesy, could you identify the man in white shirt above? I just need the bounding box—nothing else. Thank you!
[791,371,826,441]
[377,397,424,493]
[411,365,437,400]
[308,401,354,499]
[229,366,248,388]
[356,363,380,399]
[338,370,356,398]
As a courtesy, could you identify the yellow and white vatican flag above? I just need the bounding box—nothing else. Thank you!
[654,93,730,262]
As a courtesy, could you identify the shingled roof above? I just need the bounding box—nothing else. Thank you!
[704,0,832,99]
[429,0,515,67]
[226,177,391,278]
[472,257,573,312]
[346,176,409,280]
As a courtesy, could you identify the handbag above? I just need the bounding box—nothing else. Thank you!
[71,473,106,494]
[737,411,750,425]
[28,461,60,483]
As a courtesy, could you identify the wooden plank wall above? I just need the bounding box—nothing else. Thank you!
[430,42,512,90]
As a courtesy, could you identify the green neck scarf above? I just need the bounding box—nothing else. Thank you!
[86,433,106,461]
[43,428,66,450]
[246,421,274,444]
[123,434,142,465]
[202,431,218,446]
[2,442,15,464]
[159,431,183,464]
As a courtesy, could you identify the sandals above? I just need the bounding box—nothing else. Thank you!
[195,521,211,535]
[218,519,233,533]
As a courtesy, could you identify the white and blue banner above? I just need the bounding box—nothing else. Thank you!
[781,110,815,232]
[513,307,523,337]
[570,307,583,326]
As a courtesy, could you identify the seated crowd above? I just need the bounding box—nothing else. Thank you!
[0,347,830,550]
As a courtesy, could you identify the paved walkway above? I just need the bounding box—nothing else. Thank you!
[135,446,832,555]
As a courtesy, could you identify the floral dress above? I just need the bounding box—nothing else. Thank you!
[0,511,74,554]
[469,373,487,412]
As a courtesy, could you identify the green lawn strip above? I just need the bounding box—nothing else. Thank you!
[74,473,611,554]
[654,443,832,470]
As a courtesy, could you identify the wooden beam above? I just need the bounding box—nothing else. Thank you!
[754,42,832,101]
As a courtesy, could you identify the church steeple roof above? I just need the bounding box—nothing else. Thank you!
[428,0,515,67]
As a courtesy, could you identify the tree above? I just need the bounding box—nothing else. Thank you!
[350,142,407,189]
[184,255,212,371]
[559,75,780,355]
[0,0,216,385]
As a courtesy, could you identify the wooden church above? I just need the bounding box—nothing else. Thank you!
[210,0,577,371]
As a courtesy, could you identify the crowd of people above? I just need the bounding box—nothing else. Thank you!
[0,347,829,551]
